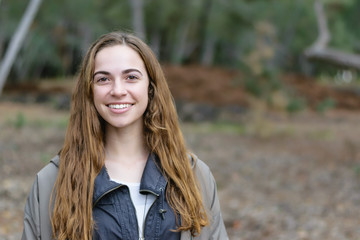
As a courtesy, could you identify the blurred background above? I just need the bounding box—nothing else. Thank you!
[1,0,360,239]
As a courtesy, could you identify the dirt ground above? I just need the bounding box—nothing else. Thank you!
[1,65,360,239]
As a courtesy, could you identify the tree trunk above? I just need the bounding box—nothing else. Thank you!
[0,33,4,60]
[128,0,146,40]
[198,0,214,64]
[78,22,93,57]
[304,0,360,70]
[200,33,216,66]
[150,31,161,58]
[0,0,43,95]
[309,0,330,50]
[171,20,191,64]
[199,0,216,66]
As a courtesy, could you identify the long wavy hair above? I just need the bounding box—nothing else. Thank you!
[51,32,209,239]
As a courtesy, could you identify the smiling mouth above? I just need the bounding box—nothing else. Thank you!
[108,104,133,109]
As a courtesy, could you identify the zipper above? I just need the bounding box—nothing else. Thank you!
[93,182,164,239]
[139,189,161,239]
[126,190,142,240]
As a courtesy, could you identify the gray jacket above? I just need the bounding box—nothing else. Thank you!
[22,155,229,240]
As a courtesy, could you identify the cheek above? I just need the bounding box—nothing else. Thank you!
[93,88,104,111]
[93,86,105,99]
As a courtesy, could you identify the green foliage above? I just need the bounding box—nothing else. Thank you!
[241,58,283,100]
[286,97,307,113]
[316,98,336,113]
[354,165,360,177]
[0,0,359,81]
[0,0,27,45]
[244,77,263,97]
[14,112,26,129]
[322,0,354,6]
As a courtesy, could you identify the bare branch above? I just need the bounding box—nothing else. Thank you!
[304,0,360,70]
[128,0,146,40]
[306,48,360,70]
[0,0,43,95]
[311,0,330,50]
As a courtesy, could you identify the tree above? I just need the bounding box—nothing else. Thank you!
[0,0,43,95]
[1,0,358,83]
[199,0,216,66]
[129,0,146,40]
[304,0,360,70]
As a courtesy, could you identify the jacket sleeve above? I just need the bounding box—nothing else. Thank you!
[22,158,59,240]
[194,159,229,240]
[22,176,41,240]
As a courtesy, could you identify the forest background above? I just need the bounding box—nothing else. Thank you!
[1,0,359,83]
[1,0,360,239]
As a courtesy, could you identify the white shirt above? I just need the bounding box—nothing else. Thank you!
[111,179,156,238]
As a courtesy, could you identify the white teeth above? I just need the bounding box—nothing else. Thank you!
[108,104,132,109]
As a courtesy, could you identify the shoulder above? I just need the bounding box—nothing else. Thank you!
[186,154,229,240]
[189,154,216,205]
[32,155,59,207]
[189,153,211,175]
[190,154,212,180]
[37,155,59,182]
[22,155,60,240]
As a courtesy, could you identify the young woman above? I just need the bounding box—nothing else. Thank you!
[22,32,228,240]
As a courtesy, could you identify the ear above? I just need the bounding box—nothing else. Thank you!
[148,80,155,101]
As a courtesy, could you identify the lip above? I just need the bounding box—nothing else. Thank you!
[106,102,134,113]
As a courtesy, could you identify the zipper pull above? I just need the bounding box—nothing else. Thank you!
[159,209,167,220]
[159,187,167,220]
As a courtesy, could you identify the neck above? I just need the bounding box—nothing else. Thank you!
[103,123,149,183]
[104,123,149,163]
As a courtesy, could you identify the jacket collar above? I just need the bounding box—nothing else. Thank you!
[139,153,167,196]
[51,153,196,170]
[93,153,167,205]
[51,155,60,167]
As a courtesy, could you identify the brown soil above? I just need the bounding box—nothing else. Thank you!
[164,65,249,107]
[282,73,360,110]
[164,65,360,111]
[1,65,360,239]
[5,65,360,111]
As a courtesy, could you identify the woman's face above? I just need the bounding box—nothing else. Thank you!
[93,44,149,131]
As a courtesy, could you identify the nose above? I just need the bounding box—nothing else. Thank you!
[110,79,127,96]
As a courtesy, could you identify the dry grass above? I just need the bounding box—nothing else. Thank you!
[1,101,360,239]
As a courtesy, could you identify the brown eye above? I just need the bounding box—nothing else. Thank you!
[94,77,110,84]
[98,77,109,82]
[127,75,139,80]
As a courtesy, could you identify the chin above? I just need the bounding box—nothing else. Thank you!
[108,122,129,129]
[106,119,143,130]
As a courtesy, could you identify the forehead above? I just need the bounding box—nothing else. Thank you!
[94,44,145,71]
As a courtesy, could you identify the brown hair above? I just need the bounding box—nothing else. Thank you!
[51,32,208,239]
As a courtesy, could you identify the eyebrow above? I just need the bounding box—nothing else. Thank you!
[123,68,143,76]
[93,68,143,77]
[93,71,110,77]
